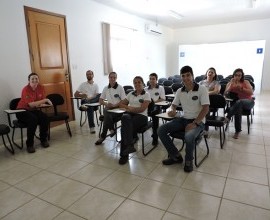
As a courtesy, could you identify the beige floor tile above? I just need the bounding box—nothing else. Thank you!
[218,199,270,220]
[97,170,143,197]
[135,147,167,163]
[223,178,270,209]
[0,180,10,192]
[168,189,220,220]
[24,151,66,169]
[129,179,178,210]
[15,170,65,196]
[119,157,158,177]
[70,163,114,186]
[182,172,226,197]
[0,187,33,218]
[228,163,268,185]
[0,163,40,185]
[1,198,62,220]
[39,178,91,209]
[162,212,190,220]
[0,158,22,172]
[71,148,104,163]
[45,140,82,156]
[265,145,270,156]
[54,211,85,220]
[68,188,124,220]
[108,199,164,220]
[196,158,230,177]
[148,164,188,187]
[232,151,267,168]
[91,152,122,169]
[46,158,88,177]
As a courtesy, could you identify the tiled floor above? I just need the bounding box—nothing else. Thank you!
[0,92,270,220]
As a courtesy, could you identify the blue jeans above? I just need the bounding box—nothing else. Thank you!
[81,96,100,128]
[157,117,204,161]
[227,99,255,133]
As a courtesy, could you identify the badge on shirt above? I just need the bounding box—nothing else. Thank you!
[155,92,159,96]
[139,99,144,103]
[192,96,198,100]
[114,94,120,98]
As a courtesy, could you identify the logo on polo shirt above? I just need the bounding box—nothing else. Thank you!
[192,96,198,100]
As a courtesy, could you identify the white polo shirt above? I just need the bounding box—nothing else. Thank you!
[145,85,165,102]
[126,90,151,116]
[100,83,126,105]
[77,81,99,97]
[172,83,209,122]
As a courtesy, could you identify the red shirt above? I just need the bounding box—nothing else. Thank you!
[17,84,45,110]
[229,81,252,100]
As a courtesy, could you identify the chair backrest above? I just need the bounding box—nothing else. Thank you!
[47,93,64,115]
[194,75,204,83]
[10,98,21,110]
[209,94,226,109]
[171,83,182,92]
[245,75,254,82]
[168,76,175,81]
[164,86,173,95]
[217,74,224,81]
[219,84,227,95]
[163,80,173,87]
[158,78,167,85]
[123,85,134,95]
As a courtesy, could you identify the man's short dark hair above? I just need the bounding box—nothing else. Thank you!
[180,66,193,76]
[28,72,39,81]
[109,71,117,77]
[149,73,158,80]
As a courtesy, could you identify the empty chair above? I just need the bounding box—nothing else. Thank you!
[5,98,28,149]
[0,124,14,154]
[205,94,227,148]
[158,78,167,85]
[173,78,182,84]
[168,76,175,81]
[46,93,72,140]
[123,85,134,95]
[171,83,182,93]
[162,80,173,87]
[217,74,224,81]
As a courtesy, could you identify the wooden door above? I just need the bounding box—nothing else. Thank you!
[24,7,74,120]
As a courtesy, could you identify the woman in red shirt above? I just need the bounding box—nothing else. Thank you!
[16,73,52,153]
[224,68,254,139]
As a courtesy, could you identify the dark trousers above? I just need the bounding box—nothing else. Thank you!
[16,110,49,146]
[120,113,148,156]
[100,108,122,138]
[81,96,100,128]
[149,106,161,140]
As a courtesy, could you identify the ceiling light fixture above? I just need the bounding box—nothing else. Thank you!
[168,10,183,20]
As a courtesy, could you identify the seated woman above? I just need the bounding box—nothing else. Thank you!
[16,73,52,153]
[199,67,221,95]
[224,68,254,139]
[118,76,151,165]
[199,67,221,136]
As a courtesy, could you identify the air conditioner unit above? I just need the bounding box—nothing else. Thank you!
[145,24,162,36]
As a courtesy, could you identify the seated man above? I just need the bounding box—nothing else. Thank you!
[74,70,99,133]
[158,66,209,172]
[145,73,165,146]
[95,72,126,145]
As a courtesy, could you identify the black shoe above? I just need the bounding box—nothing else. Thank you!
[184,160,193,173]
[162,155,183,165]
[152,138,158,146]
[41,141,50,148]
[95,137,105,145]
[109,130,116,137]
[119,156,129,165]
[27,145,35,153]
[132,136,139,144]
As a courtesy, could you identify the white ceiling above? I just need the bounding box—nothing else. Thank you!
[92,0,270,28]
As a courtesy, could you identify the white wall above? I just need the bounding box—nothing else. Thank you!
[171,19,270,92]
[0,0,173,123]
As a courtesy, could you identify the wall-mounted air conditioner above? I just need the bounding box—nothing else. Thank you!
[145,24,162,36]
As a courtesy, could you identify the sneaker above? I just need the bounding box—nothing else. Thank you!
[162,155,183,165]
[184,160,193,173]
[41,141,50,148]
[90,127,96,134]
[95,137,105,145]
[119,156,129,165]
[27,145,35,153]
[152,138,158,146]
